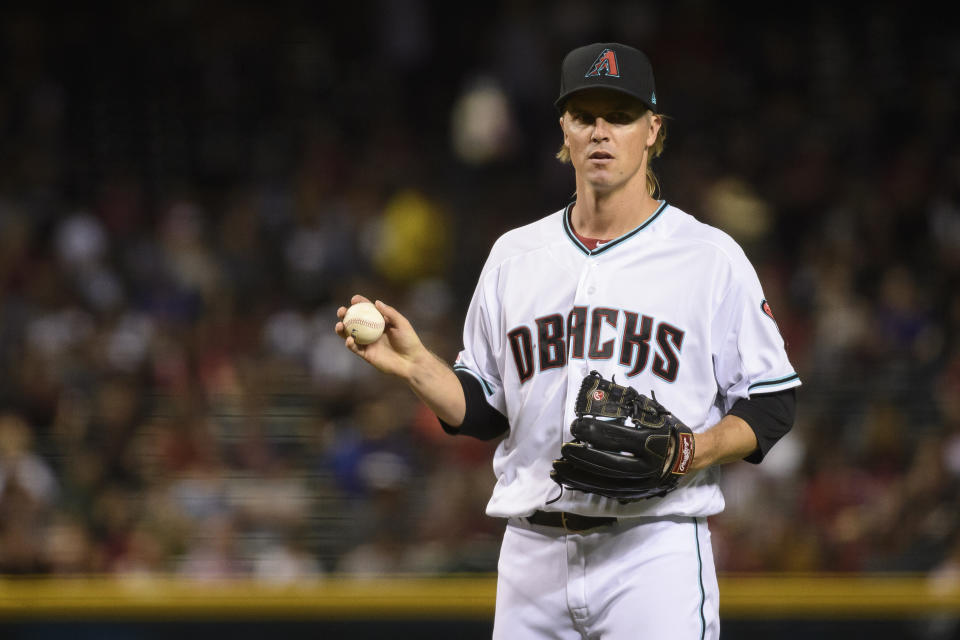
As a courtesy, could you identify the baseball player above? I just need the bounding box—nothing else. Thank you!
[336,42,799,639]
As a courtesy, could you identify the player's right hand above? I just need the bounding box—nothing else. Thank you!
[335,294,428,380]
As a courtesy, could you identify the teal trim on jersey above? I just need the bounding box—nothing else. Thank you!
[748,373,800,392]
[562,200,668,256]
[562,202,591,253]
[694,518,706,640]
[454,364,494,396]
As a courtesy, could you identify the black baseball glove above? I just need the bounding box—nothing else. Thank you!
[551,370,696,502]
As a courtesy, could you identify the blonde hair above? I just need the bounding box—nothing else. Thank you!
[556,111,667,198]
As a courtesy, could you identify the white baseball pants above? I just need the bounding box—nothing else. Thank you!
[492,515,719,639]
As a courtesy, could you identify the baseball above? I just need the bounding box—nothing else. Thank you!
[343,302,385,345]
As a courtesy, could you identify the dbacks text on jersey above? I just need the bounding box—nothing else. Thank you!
[507,306,684,384]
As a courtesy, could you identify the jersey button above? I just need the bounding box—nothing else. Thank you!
[587,286,596,294]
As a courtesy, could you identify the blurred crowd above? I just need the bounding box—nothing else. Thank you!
[0,2,958,582]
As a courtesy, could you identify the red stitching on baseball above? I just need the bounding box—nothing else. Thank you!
[346,319,383,328]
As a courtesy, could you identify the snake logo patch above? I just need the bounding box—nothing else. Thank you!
[761,299,775,320]
[761,299,784,337]
[761,299,777,323]
[585,49,620,78]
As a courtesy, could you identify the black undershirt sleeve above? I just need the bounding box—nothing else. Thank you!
[727,387,796,464]
[438,369,510,441]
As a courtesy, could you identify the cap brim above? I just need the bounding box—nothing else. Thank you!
[554,86,656,113]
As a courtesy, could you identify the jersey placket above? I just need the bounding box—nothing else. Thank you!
[565,256,599,439]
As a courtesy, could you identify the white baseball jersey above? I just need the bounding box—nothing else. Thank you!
[453,200,801,519]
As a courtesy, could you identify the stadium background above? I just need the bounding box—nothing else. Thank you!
[0,2,958,638]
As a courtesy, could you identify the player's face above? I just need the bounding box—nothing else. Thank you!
[560,89,661,194]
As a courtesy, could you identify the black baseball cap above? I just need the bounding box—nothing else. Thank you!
[555,42,658,113]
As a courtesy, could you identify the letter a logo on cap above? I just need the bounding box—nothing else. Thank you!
[585,48,620,78]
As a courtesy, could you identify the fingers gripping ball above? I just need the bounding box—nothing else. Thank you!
[343,302,385,345]
[551,371,696,502]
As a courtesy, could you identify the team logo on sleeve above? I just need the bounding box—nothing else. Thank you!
[585,49,620,78]
[761,299,776,322]
[760,300,777,322]
[761,299,783,335]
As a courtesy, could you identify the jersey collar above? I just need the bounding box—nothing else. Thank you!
[562,200,668,256]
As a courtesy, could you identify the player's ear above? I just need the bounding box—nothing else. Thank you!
[645,113,662,148]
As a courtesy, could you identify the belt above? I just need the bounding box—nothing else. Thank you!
[526,511,617,533]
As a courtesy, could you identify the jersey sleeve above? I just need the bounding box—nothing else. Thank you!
[452,253,508,417]
[712,249,800,412]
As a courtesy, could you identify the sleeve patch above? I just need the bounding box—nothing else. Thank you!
[761,299,778,323]
[761,298,784,337]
